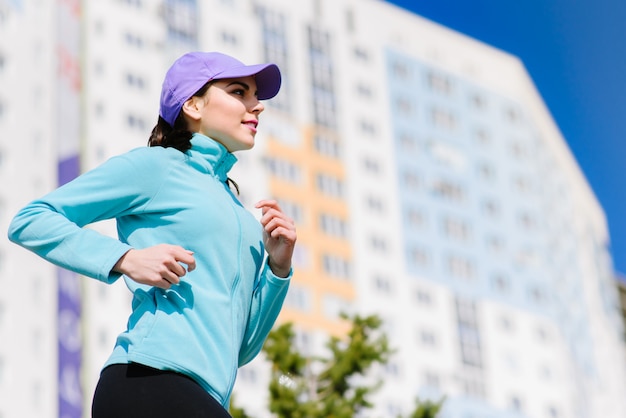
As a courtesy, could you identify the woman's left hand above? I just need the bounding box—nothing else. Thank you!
[255,199,297,278]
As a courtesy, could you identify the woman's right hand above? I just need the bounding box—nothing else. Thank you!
[112,244,196,289]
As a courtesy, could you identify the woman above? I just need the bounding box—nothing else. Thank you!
[8,51,296,417]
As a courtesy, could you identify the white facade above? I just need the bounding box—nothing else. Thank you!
[0,1,59,418]
[1,1,625,418]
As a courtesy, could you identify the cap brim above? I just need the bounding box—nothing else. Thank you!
[216,63,282,100]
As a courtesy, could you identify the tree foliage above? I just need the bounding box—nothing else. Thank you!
[231,313,444,418]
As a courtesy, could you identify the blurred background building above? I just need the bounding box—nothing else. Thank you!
[1,0,625,417]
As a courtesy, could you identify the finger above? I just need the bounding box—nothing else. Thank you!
[171,247,197,272]
[184,250,196,272]
[159,276,173,289]
[255,200,281,214]
[263,216,296,233]
[160,268,181,285]
[270,227,297,242]
[260,209,294,228]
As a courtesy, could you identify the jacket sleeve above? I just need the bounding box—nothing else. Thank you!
[238,262,291,366]
[7,150,161,283]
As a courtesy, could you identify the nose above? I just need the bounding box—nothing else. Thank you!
[250,99,265,114]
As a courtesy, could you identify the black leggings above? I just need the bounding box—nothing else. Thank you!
[92,363,232,418]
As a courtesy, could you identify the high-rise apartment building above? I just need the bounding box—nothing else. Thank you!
[1,1,624,418]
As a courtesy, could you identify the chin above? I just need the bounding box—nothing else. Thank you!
[230,143,255,152]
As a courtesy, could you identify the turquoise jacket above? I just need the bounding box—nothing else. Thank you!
[8,133,291,407]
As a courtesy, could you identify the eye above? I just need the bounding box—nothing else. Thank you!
[231,88,245,96]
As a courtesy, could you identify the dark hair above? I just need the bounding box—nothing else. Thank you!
[147,80,239,194]
[148,81,212,151]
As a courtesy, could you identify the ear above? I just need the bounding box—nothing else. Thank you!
[181,96,204,121]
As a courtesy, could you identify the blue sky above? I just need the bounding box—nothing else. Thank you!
[387,0,626,276]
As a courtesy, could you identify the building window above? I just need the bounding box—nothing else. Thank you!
[369,234,388,252]
[517,210,537,230]
[308,26,336,128]
[408,246,430,269]
[122,0,143,7]
[238,366,258,384]
[319,213,348,238]
[397,131,418,152]
[356,82,373,98]
[353,46,370,62]
[123,31,144,48]
[446,254,475,280]
[477,162,496,182]
[322,253,351,280]
[535,325,551,343]
[547,405,560,417]
[430,107,457,131]
[313,132,342,158]
[427,71,453,96]
[470,93,487,110]
[126,113,147,130]
[499,316,517,334]
[424,372,440,389]
[394,95,414,116]
[164,0,199,45]
[263,156,302,183]
[285,284,312,311]
[292,245,311,271]
[419,329,437,346]
[98,329,110,348]
[401,169,421,191]
[491,272,510,294]
[510,140,528,160]
[528,286,547,306]
[414,288,432,305]
[486,235,505,254]
[373,274,392,294]
[405,208,427,229]
[316,173,344,198]
[322,294,350,319]
[455,298,483,368]
[365,195,385,213]
[510,396,523,412]
[362,157,381,174]
[358,119,377,136]
[125,72,146,90]
[513,175,532,193]
[276,199,304,224]
[505,106,522,124]
[473,127,491,145]
[431,179,465,203]
[481,198,500,218]
[441,216,471,242]
[220,31,238,45]
[345,9,355,33]
[391,60,410,80]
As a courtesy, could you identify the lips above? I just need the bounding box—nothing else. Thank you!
[243,120,258,133]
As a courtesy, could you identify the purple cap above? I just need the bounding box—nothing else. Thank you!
[159,51,282,127]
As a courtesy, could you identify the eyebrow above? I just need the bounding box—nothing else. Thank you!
[226,81,251,90]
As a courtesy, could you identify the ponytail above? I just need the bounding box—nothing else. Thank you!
[148,115,193,152]
[148,81,213,152]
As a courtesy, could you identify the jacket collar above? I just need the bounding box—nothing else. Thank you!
[188,133,238,181]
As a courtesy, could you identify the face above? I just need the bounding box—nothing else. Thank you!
[191,76,265,152]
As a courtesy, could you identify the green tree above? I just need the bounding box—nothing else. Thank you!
[232,313,444,417]
[408,397,445,418]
